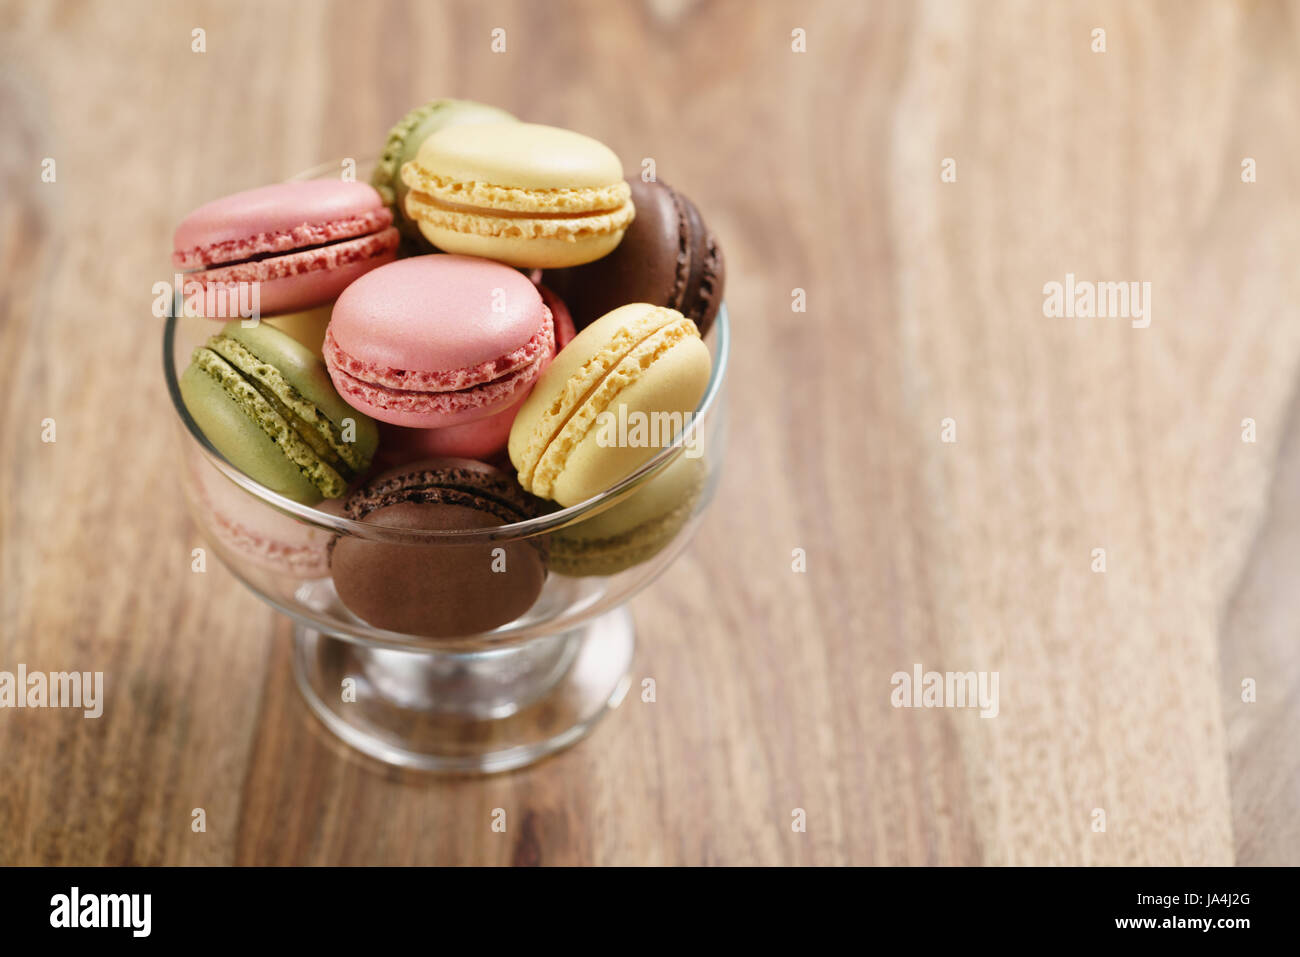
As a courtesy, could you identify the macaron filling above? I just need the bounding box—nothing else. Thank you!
[191,335,366,498]
[323,309,553,392]
[402,169,631,215]
[173,208,396,270]
[405,192,634,242]
[343,465,536,526]
[178,228,401,290]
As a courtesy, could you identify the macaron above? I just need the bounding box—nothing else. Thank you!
[187,457,337,578]
[549,453,705,577]
[544,178,726,336]
[180,321,380,504]
[370,98,517,245]
[324,255,555,429]
[371,289,576,465]
[173,181,400,317]
[373,399,523,468]
[330,459,547,637]
[538,284,577,348]
[509,303,711,506]
[264,304,333,357]
[401,122,635,268]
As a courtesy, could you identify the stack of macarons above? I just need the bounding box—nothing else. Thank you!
[171,97,725,637]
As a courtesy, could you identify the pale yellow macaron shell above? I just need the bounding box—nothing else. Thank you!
[264,304,333,357]
[414,121,624,189]
[509,303,712,507]
[402,122,635,268]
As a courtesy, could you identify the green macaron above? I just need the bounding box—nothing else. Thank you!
[180,321,379,504]
[371,98,517,245]
[549,454,705,577]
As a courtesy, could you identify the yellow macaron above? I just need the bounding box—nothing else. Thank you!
[509,303,711,506]
[264,304,333,357]
[401,122,635,269]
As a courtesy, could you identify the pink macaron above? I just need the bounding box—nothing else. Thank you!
[538,284,577,349]
[188,459,337,578]
[324,255,555,429]
[172,181,400,317]
[373,394,527,466]
[371,287,576,464]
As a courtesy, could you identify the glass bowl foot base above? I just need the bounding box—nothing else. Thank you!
[291,606,635,773]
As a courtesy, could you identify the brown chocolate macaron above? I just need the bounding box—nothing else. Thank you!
[543,178,725,336]
[331,458,546,638]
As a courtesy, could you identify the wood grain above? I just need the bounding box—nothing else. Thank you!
[1,0,1298,865]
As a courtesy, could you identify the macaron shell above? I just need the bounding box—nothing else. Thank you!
[265,304,333,357]
[332,459,546,637]
[549,513,688,576]
[173,180,392,262]
[415,221,627,269]
[547,334,711,506]
[537,285,576,348]
[541,178,676,322]
[677,191,726,336]
[331,502,547,637]
[415,393,526,461]
[550,455,706,577]
[180,361,323,503]
[370,311,570,463]
[414,122,623,190]
[373,399,520,465]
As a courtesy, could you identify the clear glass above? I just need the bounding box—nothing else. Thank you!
[164,160,730,772]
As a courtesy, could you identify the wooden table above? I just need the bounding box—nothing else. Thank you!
[1,0,1297,865]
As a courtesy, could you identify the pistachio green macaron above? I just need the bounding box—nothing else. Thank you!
[370,98,517,245]
[180,321,379,504]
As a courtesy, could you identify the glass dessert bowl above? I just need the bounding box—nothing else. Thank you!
[163,300,729,772]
